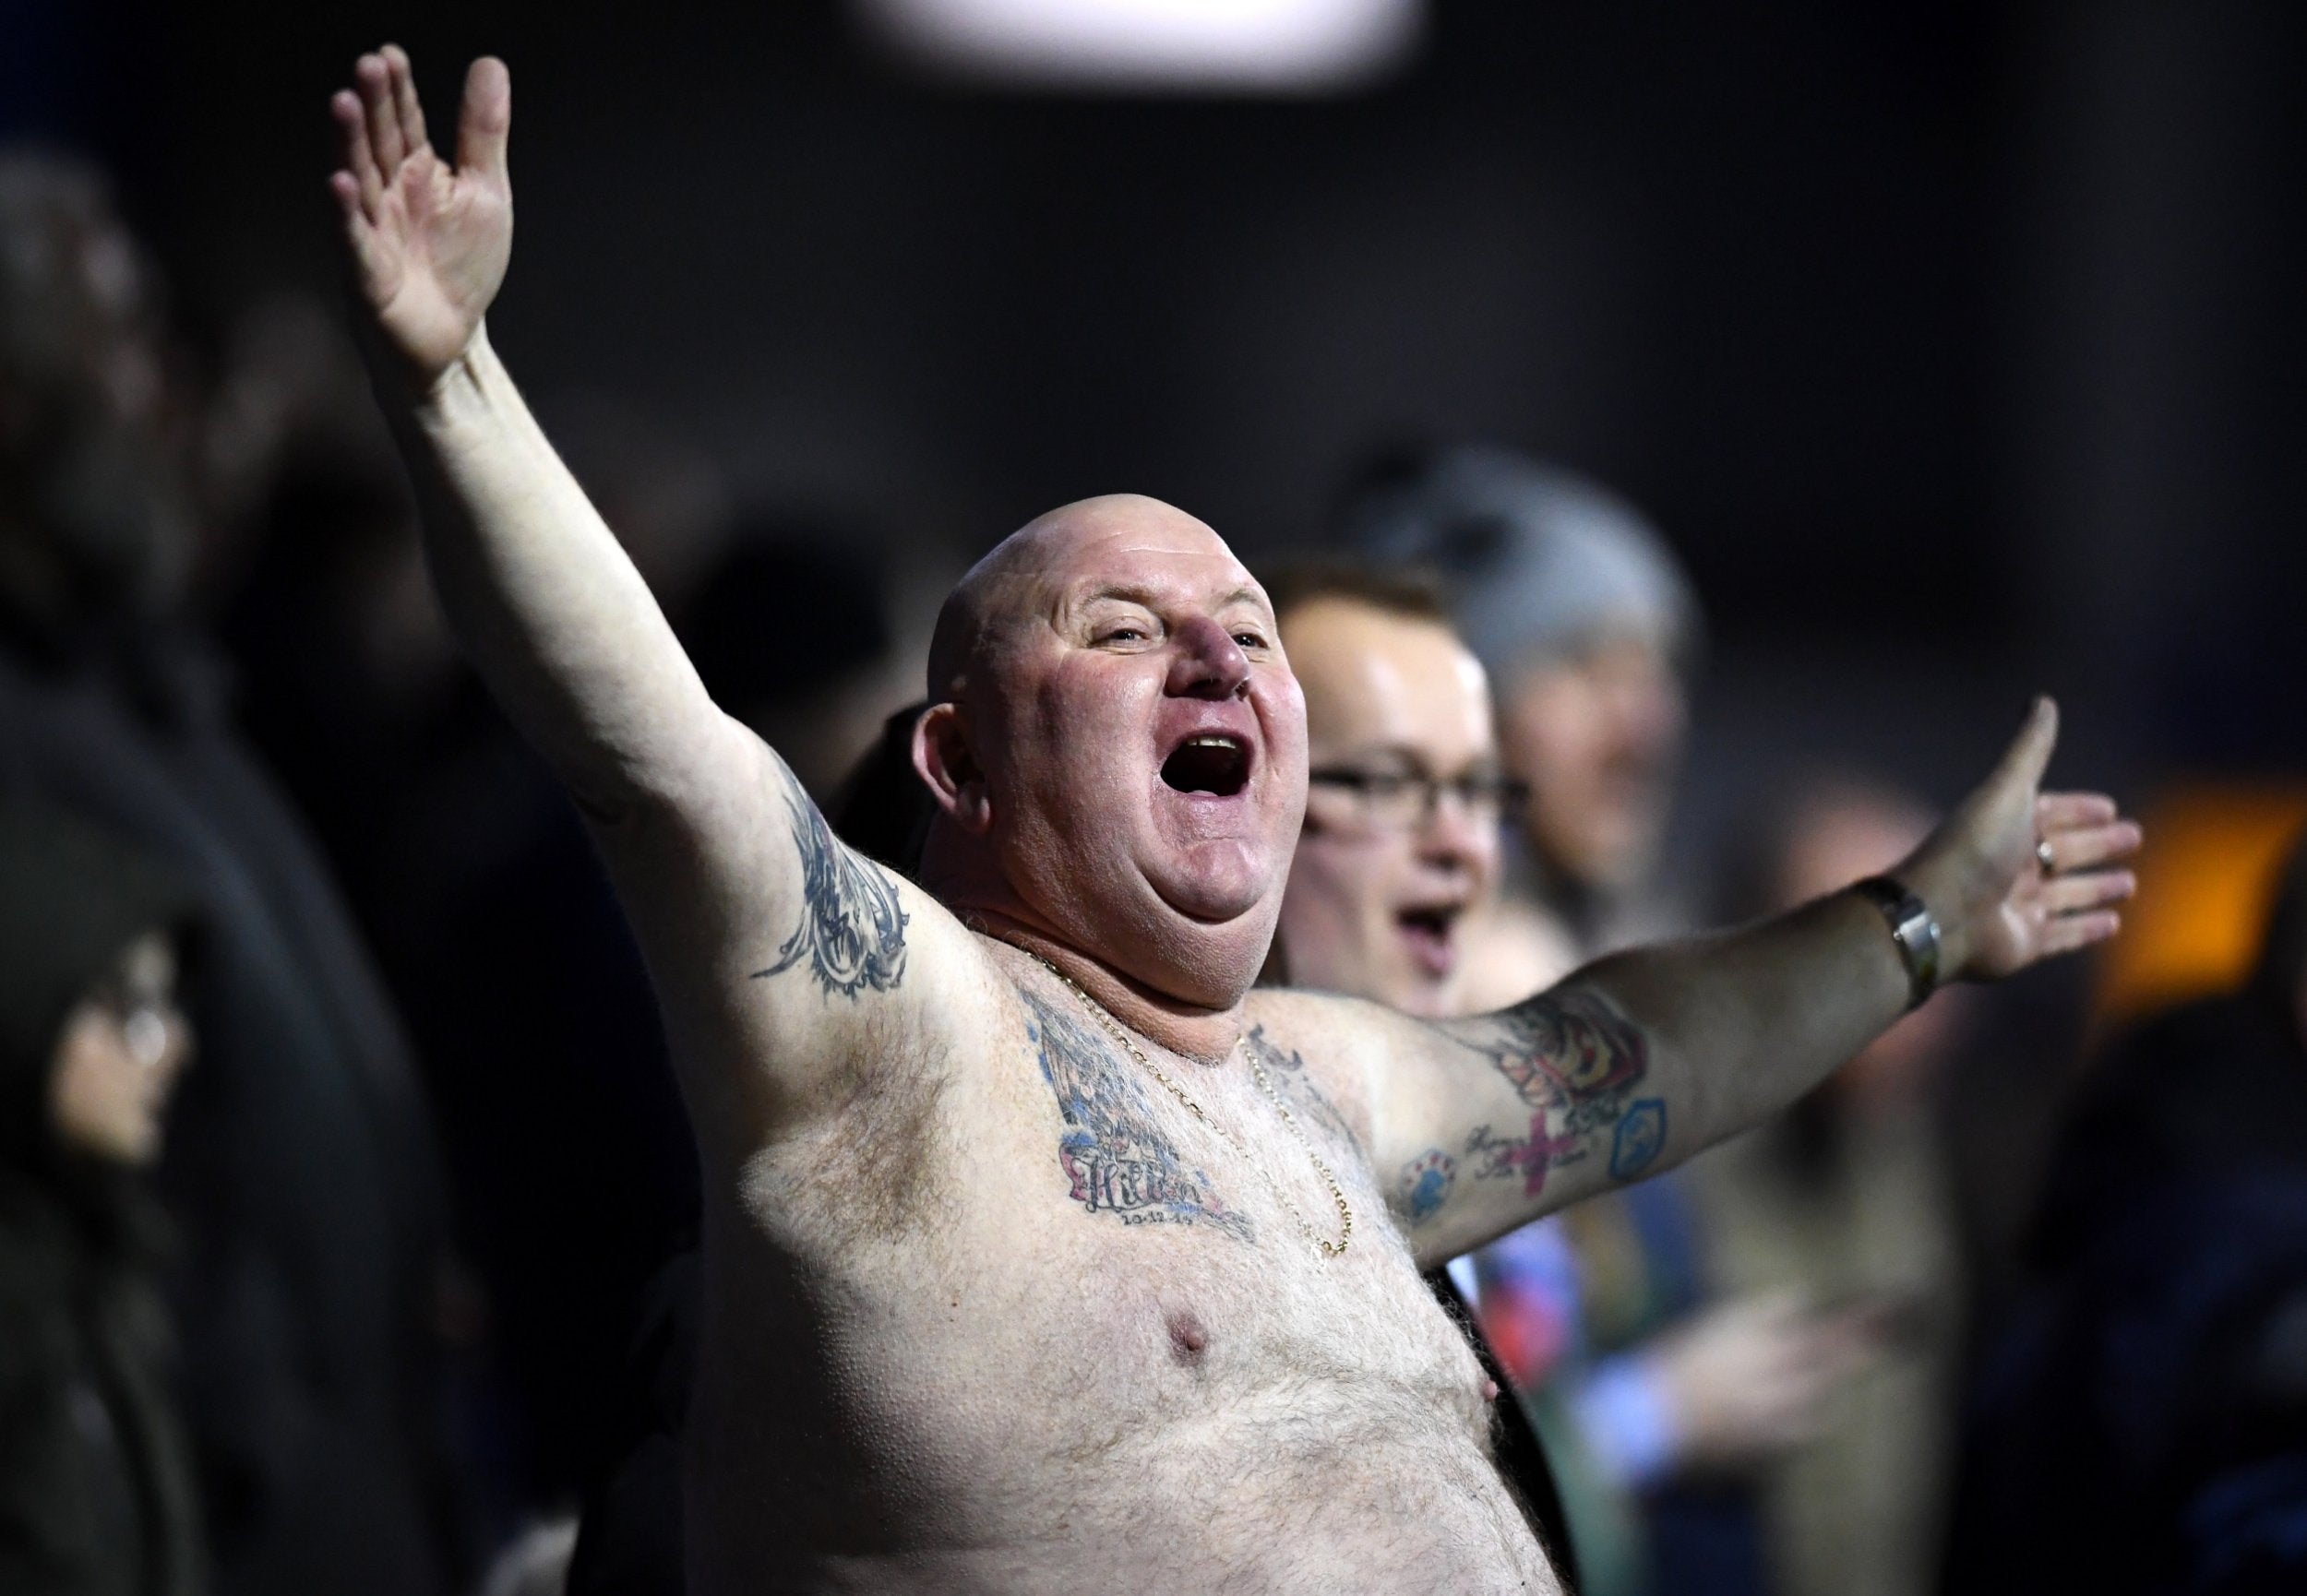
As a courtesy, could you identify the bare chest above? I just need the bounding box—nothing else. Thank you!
[707,996,1527,1581]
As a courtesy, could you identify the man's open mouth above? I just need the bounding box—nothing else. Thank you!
[1161,733,1250,797]
[1396,903,1464,976]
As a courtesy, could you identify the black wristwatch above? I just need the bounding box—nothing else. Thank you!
[1852,875,1942,1011]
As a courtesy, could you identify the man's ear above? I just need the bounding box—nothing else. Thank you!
[914,701,992,835]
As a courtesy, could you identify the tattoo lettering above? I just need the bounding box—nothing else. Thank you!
[1023,991,1253,1242]
[1398,1149,1458,1224]
[751,780,908,997]
[1608,1098,1667,1180]
[1464,1114,1584,1199]
[1242,1026,1362,1154]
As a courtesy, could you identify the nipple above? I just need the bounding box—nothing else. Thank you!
[1481,1378,1500,1403]
[1167,1309,1210,1364]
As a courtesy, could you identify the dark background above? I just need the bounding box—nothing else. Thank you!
[12,0,2302,775]
[8,0,2303,1526]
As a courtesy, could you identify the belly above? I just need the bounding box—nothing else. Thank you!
[697,1376,1559,1596]
[687,1228,1558,1596]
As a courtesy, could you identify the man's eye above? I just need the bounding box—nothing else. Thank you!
[1232,631,1267,649]
[1101,626,1148,644]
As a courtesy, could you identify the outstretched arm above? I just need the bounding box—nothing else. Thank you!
[1357,698,2140,1266]
[329,48,978,1150]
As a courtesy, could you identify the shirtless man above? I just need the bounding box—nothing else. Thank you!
[328,48,2141,1593]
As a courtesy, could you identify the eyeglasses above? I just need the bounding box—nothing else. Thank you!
[1306,767,1529,829]
[90,981,181,1070]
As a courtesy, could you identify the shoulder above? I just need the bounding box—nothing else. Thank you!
[1239,988,1429,1142]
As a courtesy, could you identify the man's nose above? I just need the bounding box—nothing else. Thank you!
[1417,785,1493,872]
[1166,615,1250,699]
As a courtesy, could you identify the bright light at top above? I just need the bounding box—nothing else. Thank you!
[852,0,1426,94]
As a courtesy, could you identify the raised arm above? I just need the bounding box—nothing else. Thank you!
[330,48,724,816]
[1359,698,2139,1265]
[328,48,979,1150]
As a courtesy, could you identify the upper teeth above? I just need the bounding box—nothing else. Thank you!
[1186,736,1239,749]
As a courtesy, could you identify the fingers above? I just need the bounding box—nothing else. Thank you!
[2038,817,2144,874]
[354,52,406,173]
[329,89,381,217]
[2038,909,2122,956]
[2037,791,2118,830]
[458,56,513,187]
[2044,869,2135,917]
[382,43,430,160]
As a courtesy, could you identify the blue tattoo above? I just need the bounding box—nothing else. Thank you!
[1608,1098,1667,1180]
[1023,990,1253,1242]
[751,780,908,997]
[1399,1148,1458,1224]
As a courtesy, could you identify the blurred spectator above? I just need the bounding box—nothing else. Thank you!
[1690,772,1974,1596]
[1341,444,1848,1596]
[1342,443,1700,997]
[0,800,200,1596]
[0,150,472,1595]
[1943,828,2307,1596]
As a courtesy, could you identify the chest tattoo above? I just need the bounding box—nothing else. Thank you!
[1022,991,1255,1242]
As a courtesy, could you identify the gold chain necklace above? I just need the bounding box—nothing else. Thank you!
[1015,946,1352,1259]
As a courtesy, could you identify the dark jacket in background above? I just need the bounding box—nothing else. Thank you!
[0,798,203,1596]
[0,626,472,1596]
[1944,991,2307,1596]
[0,1164,204,1596]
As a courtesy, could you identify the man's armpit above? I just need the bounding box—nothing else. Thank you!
[749,771,909,999]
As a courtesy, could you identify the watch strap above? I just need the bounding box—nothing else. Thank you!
[1852,875,1942,1011]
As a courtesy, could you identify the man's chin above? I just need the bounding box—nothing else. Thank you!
[1143,843,1277,925]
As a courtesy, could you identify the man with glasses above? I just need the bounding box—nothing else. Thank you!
[1266,565,1524,1019]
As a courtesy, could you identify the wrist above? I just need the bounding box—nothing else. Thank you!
[1852,875,1946,1009]
[1891,852,1972,980]
[409,322,501,428]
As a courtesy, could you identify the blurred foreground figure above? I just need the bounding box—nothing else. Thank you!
[1692,775,1975,1596]
[0,152,470,1594]
[0,803,200,1596]
[1945,831,2307,1596]
[330,47,2136,1593]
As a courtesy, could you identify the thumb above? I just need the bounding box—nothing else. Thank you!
[457,56,511,185]
[1989,695,2059,798]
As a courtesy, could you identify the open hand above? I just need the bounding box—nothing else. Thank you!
[1901,697,2141,983]
[329,46,512,386]
[1651,1292,1881,1470]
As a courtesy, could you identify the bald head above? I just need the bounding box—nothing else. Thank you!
[911,493,1307,1009]
[927,494,1244,704]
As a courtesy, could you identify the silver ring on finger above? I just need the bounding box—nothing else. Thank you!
[2036,839,2057,875]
